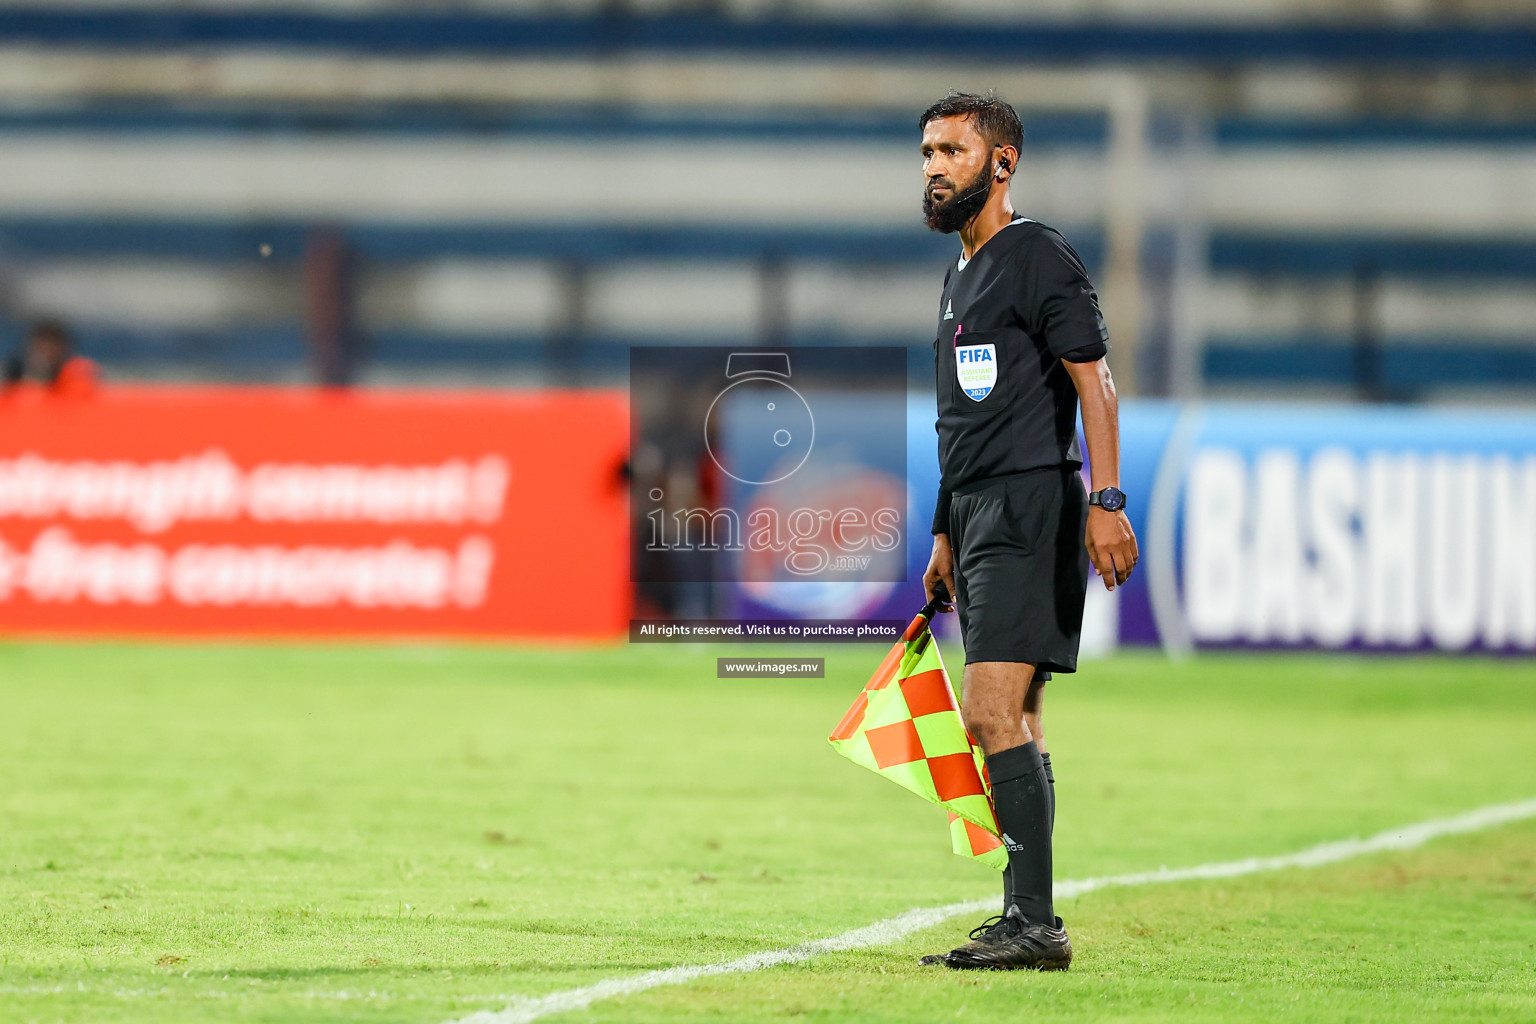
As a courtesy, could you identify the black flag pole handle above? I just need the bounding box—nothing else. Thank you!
[919,580,953,623]
[904,581,952,644]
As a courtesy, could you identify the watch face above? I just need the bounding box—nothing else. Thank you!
[1098,487,1125,512]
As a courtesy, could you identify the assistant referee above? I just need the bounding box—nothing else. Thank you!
[916,92,1139,971]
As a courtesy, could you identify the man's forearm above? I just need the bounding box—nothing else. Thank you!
[1067,358,1120,491]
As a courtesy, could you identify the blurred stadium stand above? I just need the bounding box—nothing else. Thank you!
[0,2,1533,399]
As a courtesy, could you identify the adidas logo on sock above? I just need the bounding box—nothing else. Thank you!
[1001,832,1025,852]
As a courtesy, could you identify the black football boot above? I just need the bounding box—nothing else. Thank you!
[943,904,1072,971]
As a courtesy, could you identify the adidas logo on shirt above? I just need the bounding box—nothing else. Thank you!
[943,300,954,320]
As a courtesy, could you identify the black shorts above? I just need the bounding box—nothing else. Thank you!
[948,466,1091,673]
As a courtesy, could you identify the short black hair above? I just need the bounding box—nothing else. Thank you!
[918,91,1024,154]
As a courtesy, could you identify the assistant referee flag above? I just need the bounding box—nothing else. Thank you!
[829,597,1007,870]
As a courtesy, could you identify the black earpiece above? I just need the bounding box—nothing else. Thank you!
[996,156,1012,178]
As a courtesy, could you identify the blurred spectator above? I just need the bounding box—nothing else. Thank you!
[2,320,97,396]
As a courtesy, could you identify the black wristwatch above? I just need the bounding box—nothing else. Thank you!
[1088,486,1127,513]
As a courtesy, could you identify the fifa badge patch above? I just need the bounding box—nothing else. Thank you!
[955,340,997,401]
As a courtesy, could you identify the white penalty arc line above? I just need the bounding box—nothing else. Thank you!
[445,797,1536,1024]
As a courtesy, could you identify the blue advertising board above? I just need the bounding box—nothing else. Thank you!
[1128,402,1536,654]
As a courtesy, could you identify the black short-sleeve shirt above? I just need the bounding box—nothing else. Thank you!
[931,219,1108,534]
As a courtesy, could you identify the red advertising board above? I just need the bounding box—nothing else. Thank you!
[0,386,629,639]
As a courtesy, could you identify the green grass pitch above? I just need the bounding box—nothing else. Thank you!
[1,640,1533,1023]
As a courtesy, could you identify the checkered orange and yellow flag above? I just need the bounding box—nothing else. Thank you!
[828,596,1008,870]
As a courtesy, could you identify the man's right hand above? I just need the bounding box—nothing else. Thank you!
[923,534,957,611]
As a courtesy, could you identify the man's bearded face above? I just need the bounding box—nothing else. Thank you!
[923,157,992,234]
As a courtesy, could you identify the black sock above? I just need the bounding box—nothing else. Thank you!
[1004,753,1056,910]
[1001,755,1056,911]
[986,741,1054,927]
[1041,751,1056,834]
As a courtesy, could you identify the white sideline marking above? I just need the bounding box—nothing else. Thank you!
[0,983,541,1004]
[445,797,1536,1024]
